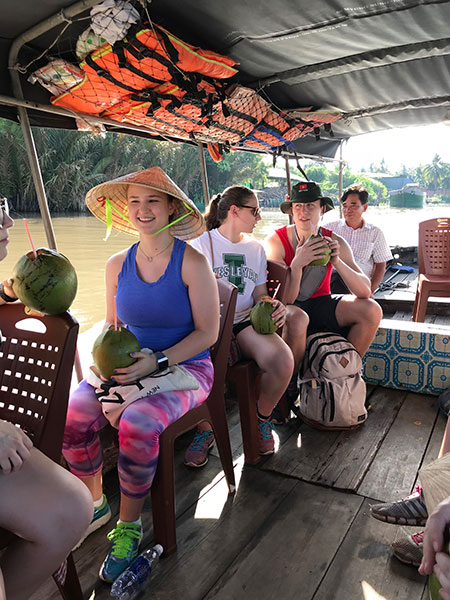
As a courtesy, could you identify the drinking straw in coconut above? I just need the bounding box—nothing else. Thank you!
[23,219,37,259]
[272,283,281,300]
[114,295,118,331]
[310,218,318,236]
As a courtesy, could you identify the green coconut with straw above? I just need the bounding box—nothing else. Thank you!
[11,220,77,315]
[92,295,141,380]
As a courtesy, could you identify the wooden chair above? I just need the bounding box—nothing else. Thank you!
[150,278,237,556]
[0,303,83,600]
[227,260,290,465]
[413,217,450,322]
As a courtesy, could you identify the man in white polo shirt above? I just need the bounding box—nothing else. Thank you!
[327,184,392,294]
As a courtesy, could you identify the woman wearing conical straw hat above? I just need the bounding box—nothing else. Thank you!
[62,167,219,583]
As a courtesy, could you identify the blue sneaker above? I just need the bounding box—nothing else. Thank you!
[184,429,215,467]
[73,493,112,550]
[258,419,275,455]
[99,521,143,583]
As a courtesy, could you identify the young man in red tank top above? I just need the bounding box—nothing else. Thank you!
[265,181,382,358]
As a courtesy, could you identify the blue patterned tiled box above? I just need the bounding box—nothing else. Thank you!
[363,319,450,395]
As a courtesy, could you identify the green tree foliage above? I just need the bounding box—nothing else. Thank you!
[412,159,450,191]
[0,120,268,213]
[423,154,445,190]
[303,165,388,204]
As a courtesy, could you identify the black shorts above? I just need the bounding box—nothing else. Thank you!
[293,294,350,338]
[233,319,252,336]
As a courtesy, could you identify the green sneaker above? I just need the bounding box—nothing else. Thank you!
[99,521,143,583]
[73,494,112,550]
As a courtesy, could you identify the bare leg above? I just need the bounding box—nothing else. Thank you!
[236,326,294,416]
[119,495,146,522]
[79,471,103,502]
[0,570,5,600]
[0,448,93,600]
[336,296,383,356]
[282,305,309,370]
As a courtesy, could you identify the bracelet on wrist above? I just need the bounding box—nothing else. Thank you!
[0,282,17,303]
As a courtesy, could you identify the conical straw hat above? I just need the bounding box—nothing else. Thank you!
[419,452,450,514]
[85,166,205,240]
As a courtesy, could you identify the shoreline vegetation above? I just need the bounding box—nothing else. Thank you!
[1,120,450,213]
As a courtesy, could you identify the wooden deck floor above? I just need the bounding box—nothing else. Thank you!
[30,383,445,600]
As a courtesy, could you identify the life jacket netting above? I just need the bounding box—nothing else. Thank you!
[50,21,342,158]
[237,109,342,152]
[103,84,270,145]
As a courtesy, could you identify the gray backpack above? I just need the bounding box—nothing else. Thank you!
[297,332,367,430]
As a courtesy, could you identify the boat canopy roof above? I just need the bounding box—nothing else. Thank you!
[1,0,449,158]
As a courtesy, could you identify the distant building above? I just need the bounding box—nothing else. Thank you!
[362,172,415,191]
[266,167,302,186]
[259,167,303,207]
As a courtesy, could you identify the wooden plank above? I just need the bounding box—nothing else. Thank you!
[311,387,406,491]
[358,392,438,502]
[434,315,450,327]
[393,311,410,320]
[261,420,341,480]
[31,442,239,600]
[143,467,299,600]
[204,482,364,600]
[208,398,301,463]
[314,498,427,600]
[262,387,405,491]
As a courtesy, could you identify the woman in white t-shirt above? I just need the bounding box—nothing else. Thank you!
[184,185,298,466]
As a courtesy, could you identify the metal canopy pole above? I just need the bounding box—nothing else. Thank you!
[197,143,210,208]
[14,107,58,250]
[338,141,344,218]
[8,0,103,249]
[285,155,293,225]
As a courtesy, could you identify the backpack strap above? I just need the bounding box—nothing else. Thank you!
[208,230,215,268]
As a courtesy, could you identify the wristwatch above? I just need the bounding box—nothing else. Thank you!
[0,282,16,303]
[154,351,169,372]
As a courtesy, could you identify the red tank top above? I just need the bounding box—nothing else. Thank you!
[275,225,333,298]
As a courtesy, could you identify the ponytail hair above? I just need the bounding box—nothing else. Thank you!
[204,186,256,230]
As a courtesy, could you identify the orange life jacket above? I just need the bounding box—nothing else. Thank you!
[103,85,268,146]
[51,24,237,115]
[103,83,207,139]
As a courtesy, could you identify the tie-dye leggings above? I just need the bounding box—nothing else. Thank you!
[62,358,214,499]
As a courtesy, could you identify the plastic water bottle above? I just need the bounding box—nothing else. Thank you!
[110,544,163,600]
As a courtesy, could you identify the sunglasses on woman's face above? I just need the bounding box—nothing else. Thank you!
[240,205,261,217]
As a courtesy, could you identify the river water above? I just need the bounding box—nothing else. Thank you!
[3,205,449,332]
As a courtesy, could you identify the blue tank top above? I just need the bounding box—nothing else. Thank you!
[116,238,209,362]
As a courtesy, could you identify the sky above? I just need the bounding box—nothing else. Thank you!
[342,123,450,173]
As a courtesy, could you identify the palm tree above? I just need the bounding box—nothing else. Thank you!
[423,154,444,190]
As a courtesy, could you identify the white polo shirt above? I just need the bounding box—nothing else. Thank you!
[326,219,393,278]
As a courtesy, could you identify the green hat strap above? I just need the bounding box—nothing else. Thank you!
[152,200,194,236]
[101,197,132,241]
[99,196,194,240]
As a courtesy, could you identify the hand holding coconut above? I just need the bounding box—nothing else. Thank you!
[291,234,330,270]
[250,296,286,334]
[323,235,340,265]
